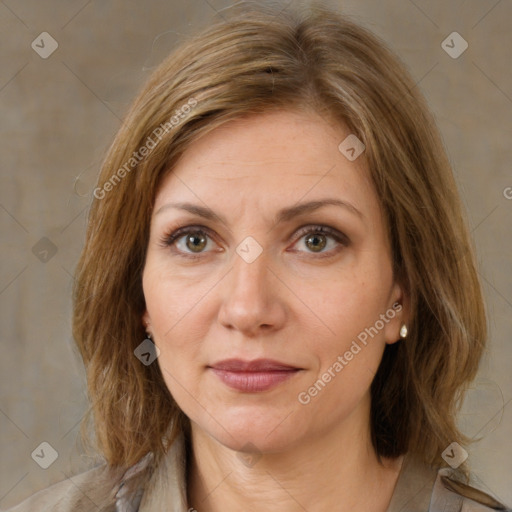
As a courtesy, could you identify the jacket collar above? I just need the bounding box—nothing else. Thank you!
[137,433,189,512]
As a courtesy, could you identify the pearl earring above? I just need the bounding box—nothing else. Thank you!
[399,324,408,339]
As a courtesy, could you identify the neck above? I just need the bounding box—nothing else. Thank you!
[186,400,403,512]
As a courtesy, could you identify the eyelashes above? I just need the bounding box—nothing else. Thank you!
[159,224,350,260]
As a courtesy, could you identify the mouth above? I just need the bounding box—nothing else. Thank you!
[208,359,302,392]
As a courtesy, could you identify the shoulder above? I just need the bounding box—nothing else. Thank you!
[2,460,140,512]
[431,467,512,512]
[388,454,511,512]
[3,463,115,512]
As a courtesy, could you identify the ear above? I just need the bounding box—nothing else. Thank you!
[142,310,151,332]
[383,280,409,345]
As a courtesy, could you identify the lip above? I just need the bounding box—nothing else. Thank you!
[210,358,300,372]
[209,359,301,392]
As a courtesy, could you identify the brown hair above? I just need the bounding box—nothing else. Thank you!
[73,2,486,473]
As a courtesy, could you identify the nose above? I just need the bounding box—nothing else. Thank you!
[217,249,287,337]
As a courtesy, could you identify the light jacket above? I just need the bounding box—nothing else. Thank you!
[4,434,510,511]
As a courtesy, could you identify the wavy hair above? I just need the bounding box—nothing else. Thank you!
[73,2,486,473]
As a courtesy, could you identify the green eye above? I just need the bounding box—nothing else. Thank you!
[183,231,208,252]
[304,233,328,252]
[161,224,349,260]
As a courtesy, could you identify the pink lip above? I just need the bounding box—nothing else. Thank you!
[209,359,301,392]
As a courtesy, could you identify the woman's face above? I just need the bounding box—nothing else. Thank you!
[142,109,406,454]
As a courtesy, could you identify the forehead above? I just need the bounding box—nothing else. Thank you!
[154,110,379,221]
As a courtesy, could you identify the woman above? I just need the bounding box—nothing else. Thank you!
[7,3,510,511]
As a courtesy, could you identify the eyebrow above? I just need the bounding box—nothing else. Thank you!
[154,198,364,226]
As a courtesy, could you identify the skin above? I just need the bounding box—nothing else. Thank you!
[142,109,409,511]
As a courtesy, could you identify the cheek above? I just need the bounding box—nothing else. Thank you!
[152,312,205,411]
[301,269,391,382]
[300,303,387,417]
[307,272,388,341]
[143,260,212,338]
[142,271,208,391]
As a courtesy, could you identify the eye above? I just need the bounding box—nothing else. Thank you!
[290,225,349,257]
[160,225,218,259]
[160,223,350,260]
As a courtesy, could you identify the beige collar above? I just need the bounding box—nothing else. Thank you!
[137,433,189,511]
[386,451,437,511]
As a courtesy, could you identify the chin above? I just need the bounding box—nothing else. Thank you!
[194,403,304,454]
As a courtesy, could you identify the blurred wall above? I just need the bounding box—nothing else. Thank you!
[1,0,511,508]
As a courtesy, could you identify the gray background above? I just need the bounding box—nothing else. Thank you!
[1,0,511,508]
